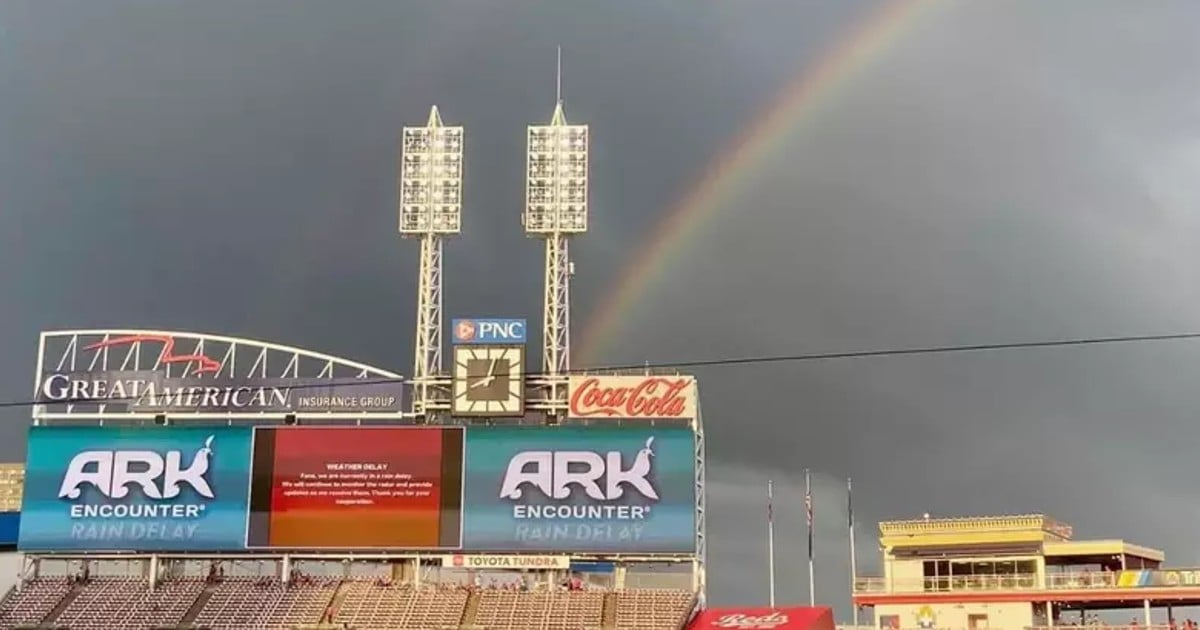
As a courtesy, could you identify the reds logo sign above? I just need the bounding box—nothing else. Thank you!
[710,612,791,629]
[568,375,696,419]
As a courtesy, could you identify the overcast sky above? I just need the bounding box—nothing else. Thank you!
[3,0,1200,615]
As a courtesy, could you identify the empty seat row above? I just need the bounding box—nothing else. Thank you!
[0,577,71,627]
[474,589,604,630]
[614,588,696,629]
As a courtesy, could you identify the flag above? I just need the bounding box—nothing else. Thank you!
[767,479,776,607]
[848,476,859,625]
[805,468,815,606]
[805,469,814,561]
[847,477,853,529]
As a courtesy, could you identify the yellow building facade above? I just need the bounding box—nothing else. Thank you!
[0,463,23,512]
[852,514,1199,630]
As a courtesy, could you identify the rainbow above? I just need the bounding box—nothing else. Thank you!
[577,0,939,365]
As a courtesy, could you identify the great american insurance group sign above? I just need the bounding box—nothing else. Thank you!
[34,330,405,417]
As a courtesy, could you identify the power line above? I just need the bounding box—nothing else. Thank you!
[6,330,1200,410]
[599,330,1200,370]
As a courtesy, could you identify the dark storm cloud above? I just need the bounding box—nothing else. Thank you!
[3,0,1200,615]
[595,0,1200,610]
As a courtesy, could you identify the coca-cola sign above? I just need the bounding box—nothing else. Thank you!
[568,375,697,420]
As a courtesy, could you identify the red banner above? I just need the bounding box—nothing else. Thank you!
[688,607,834,630]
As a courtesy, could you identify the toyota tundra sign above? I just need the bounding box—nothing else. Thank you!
[439,554,570,569]
[568,375,697,420]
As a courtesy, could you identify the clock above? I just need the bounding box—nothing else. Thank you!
[451,345,525,417]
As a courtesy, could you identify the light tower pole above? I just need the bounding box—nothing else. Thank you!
[524,51,588,420]
[400,106,463,420]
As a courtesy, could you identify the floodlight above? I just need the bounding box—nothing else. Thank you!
[400,121,463,236]
[524,123,589,234]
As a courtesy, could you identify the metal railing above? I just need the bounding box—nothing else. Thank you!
[1028,627,1175,630]
[857,569,1200,594]
[854,574,1039,594]
[1045,572,1118,589]
[1046,568,1200,590]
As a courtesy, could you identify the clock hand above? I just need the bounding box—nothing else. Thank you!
[470,361,498,389]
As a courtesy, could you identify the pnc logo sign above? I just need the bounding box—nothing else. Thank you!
[499,437,659,502]
[452,318,527,344]
[58,436,217,501]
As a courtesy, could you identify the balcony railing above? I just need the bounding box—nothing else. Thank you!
[856,569,1200,595]
[1045,572,1118,589]
[1028,627,1174,630]
[854,574,1039,594]
[1048,569,1200,590]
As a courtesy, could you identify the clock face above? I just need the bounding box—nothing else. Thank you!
[452,345,525,417]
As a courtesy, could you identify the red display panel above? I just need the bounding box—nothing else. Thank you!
[247,427,462,549]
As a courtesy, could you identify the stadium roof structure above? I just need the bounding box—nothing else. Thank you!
[877,513,1163,562]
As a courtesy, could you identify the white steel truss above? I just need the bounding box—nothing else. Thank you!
[525,95,588,419]
[33,329,406,422]
[400,106,462,421]
[412,234,444,418]
[543,234,571,407]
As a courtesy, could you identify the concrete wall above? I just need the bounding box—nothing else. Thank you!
[0,553,21,596]
[877,601,1033,629]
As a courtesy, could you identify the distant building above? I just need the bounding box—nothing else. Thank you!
[854,514,1191,629]
[0,463,22,549]
[0,463,23,512]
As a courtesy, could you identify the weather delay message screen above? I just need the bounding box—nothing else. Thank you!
[247,427,463,549]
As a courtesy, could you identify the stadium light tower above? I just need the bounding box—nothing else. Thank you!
[400,106,463,419]
[524,49,587,418]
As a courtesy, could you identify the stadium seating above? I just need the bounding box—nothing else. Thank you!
[258,577,339,628]
[474,589,605,630]
[56,577,153,629]
[53,576,206,629]
[0,575,696,630]
[614,588,697,629]
[334,581,469,629]
[191,577,341,629]
[126,577,207,628]
[333,581,417,629]
[408,586,471,628]
[0,577,70,627]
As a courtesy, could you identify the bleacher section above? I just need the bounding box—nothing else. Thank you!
[192,577,337,629]
[54,577,205,629]
[333,582,471,629]
[333,582,416,629]
[474,588,606,630]
[614,589,697,629]
[0,577,70,627]
[260,578,340,628]
[0,577,695,630]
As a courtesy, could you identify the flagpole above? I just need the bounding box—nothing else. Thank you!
[767,479,776,608]
[849,477,859,626]
[806,468,815,606]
